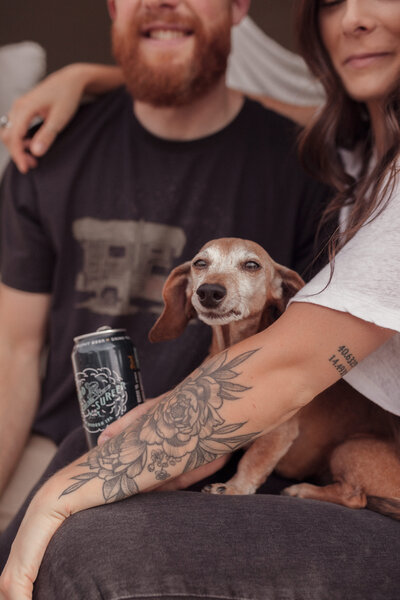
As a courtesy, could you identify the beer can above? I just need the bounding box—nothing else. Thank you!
[71,326,145,448]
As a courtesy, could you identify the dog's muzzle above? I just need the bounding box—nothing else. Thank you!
[196,283,227,309]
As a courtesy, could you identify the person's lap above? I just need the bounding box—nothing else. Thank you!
[33,489,400,600]
[1,427,400,600]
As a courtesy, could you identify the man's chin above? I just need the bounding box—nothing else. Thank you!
[128,87,195,108]
[124,55,207,107]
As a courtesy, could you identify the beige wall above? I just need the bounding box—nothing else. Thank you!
[1,0,297,75]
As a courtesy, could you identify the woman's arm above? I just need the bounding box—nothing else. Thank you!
[1,61,318,174]
[0,302,393,599]
[0,64,123,174]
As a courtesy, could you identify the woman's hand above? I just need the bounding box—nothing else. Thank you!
[0,65,87,174]
[0,64,123,174]
[98,397,160,445]
[0,486,69,599]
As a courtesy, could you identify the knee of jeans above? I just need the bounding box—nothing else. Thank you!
[34,509,110,599]
[41,511,92,571]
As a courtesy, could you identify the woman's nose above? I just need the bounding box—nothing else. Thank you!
[143,0,181,8]
[341,0,377,36]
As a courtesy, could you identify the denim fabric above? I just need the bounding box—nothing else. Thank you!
[1,427,400,600]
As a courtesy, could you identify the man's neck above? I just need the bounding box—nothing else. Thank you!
[133,79,244,141]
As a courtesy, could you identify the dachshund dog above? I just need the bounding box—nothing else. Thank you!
[149,238,400,520]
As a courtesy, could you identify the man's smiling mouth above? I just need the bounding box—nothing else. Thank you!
[142,24,194,40]
[147,29,191,40]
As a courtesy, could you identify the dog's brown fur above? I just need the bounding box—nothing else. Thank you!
[149,238,400,519]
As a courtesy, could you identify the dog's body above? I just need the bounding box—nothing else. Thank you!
[150,238,400,519]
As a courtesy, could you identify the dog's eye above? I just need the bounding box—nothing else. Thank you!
[243,261,261,271]
[193,259,208,269]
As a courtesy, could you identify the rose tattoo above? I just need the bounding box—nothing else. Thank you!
[61,349,260,503]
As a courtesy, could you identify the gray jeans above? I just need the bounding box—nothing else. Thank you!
[1,427,399,600]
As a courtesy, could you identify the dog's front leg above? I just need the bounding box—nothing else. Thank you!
[203,417,299,495]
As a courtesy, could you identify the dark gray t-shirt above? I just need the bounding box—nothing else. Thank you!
[0,89,332,444]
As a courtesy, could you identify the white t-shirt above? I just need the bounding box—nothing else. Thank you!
[291,156,400,416]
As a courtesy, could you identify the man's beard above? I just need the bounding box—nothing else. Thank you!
[111,7,231,107]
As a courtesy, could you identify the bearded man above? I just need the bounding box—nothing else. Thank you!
[0,0,332,573]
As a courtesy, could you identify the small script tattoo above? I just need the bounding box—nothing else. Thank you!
[60,349,261,503]
[329,345,358,376]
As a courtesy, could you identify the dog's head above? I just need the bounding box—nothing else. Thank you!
[149,237,304,343]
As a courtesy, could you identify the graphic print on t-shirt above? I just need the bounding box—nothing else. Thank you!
[73,218,186,316]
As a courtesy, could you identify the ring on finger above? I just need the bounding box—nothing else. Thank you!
[0,115,12,129]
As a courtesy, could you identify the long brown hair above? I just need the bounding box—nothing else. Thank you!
[295,0,400,262]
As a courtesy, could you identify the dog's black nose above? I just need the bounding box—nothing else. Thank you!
[196,283,227,308]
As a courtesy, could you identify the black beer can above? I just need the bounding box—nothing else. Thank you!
[71,326,145,448]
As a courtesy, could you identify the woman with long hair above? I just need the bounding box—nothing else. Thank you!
[298,0,400,262]
[1,1,400,598]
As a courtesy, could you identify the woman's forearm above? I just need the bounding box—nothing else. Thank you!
[19,301,395,519]
[70,63,124,96]
[44,343,289,514]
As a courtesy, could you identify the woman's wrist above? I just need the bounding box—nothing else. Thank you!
[30,475,72,523]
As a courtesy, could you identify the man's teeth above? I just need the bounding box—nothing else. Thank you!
[149,29,187,40]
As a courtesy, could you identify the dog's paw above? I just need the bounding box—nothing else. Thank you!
[202,483,229,495]
[202,482,253,495]
[281,483,314,498]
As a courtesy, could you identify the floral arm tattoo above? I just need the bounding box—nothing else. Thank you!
[60,349,261,503]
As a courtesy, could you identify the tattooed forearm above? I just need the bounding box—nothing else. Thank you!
[60,348,261,503]
[328,345,358,376]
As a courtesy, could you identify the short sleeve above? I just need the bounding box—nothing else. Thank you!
[289,178,400,415]
[291,179,400,333]
[0,162,55,293]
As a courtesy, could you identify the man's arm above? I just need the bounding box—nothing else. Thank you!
[0,301,393,599]
[0,284,51,495]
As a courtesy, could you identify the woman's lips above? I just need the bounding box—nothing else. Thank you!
[344,52,392,68]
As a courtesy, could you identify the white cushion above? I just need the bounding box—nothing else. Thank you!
[0,42,46,176]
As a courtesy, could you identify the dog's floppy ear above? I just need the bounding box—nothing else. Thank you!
[260,262,305,329]
[270,262,305,313]
[149,261,194,343]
